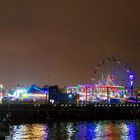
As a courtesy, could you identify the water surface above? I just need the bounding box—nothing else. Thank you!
[6,120,140,140]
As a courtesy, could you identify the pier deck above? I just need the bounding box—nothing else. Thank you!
[0,103,140,121]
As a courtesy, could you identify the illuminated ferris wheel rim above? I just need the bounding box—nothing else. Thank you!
[92,56,134,88]
[93,56,132,73]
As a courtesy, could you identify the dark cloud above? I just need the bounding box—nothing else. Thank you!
[0,0,140,88]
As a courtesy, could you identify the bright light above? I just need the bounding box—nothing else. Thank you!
[69,94,72,98]
[129,74,134,80]
[0,85,3,88]
[130,81,134,86]
[13,89,27,98]
[50,99,54,104]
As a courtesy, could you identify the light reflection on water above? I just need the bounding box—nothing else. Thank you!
[7,120,140,140]
[8,124,49,140]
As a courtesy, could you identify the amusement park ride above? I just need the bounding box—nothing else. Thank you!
[67,57,135,103]
[0,56,135,104]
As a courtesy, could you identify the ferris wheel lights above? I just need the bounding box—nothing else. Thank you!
[117,60,121,63]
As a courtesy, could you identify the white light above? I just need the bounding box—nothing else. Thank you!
[69,94,72,98]
[129,74,134,80]
[130,81,134,86]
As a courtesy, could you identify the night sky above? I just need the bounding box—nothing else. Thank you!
[0,1,140,88]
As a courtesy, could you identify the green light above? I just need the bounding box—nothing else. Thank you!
[21,93,29,99]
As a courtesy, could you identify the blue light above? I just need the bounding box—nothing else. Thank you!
[129,74,134,80]
[130,81,133,86]
[69,94,72,98]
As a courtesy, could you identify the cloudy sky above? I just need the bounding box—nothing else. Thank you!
[0,0,140,88]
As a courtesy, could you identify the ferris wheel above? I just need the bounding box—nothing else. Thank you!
[92,57,134,91]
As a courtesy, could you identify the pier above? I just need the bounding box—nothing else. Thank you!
[0,103,140,122]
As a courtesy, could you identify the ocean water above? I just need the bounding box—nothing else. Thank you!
[6,120,140,140]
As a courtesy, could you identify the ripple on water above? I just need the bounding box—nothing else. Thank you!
[7,120,140,140]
